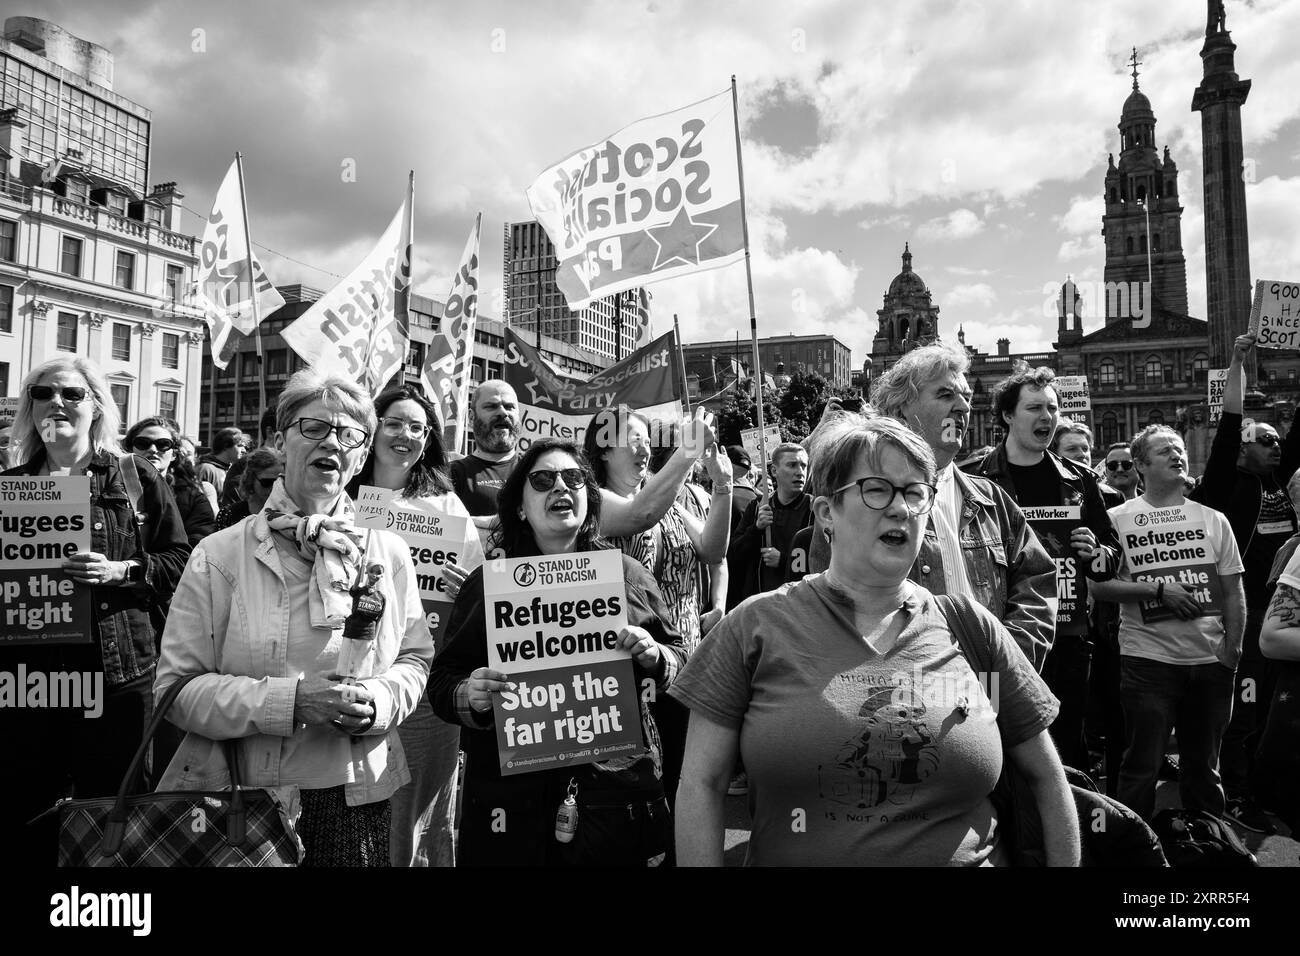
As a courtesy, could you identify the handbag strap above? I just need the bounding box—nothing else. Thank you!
[934,593,995,677]
[99,673,249,854]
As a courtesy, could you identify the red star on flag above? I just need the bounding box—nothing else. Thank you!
[645,206,720,271]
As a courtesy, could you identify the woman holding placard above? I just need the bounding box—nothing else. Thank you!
[429,437,688,866]
[345,382,484,867]
[154,369,433,866]
[1,356,190,863]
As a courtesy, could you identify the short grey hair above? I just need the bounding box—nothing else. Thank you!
[869,342,970,420]
[276,368,378,441]
[1130,425,1183,465]
[808,413,937,499]
[1052,420,1093,453]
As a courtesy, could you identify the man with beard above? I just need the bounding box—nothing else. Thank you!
[450,380,520,536]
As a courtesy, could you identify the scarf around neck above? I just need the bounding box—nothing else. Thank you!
[262,481,369,629]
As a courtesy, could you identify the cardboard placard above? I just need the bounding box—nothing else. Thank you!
[1112,503,1224,624]
[740,425,782,466]
[1249,280,1300,350]
[483,549,643,775]
[1054,376,1091,415]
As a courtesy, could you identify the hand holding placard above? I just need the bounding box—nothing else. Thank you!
[1249,281,1300,349]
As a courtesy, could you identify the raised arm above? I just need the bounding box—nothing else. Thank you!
[599,409,718,539]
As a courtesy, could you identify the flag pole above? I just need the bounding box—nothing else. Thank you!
[234,151,266,429]
[674,313,691,414]
[732,76,772,549]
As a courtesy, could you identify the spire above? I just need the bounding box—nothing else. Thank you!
[1206,0,1227,37]
[957,324,965,345]
[1129,46,1142,90]
[901,242,912,272]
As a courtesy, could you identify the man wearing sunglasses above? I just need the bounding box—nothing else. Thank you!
[1188,332,1300,834]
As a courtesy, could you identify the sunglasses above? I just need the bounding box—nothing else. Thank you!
[526,468,587,492]
[1251,434,1281,448]
[1105,460,1135,472]
[27,384,89,403]
[131,436,176,453]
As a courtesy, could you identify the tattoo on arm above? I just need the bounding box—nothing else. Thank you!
[1266,583,1300,625]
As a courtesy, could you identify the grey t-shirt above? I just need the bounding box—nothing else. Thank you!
[670,576,1058,866]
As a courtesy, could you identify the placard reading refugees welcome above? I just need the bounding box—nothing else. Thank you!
[484,549,643,776]
[1112,503,1224,624]
[0,476,92,644]
[1054,376,1091,415]
[1020,505,1088,636]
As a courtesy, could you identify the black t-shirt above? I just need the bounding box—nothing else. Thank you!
[450,454,517,517]
[1006,456,1060,507]
[1244,475,1297,605]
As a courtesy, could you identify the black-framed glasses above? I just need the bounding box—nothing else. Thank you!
[832,476,937,515]
[527,468,587,492]
[1252,434,1281,448]
[290,417,369,449]
[131,436,176,453]
[1105,459,1135,472]
[28,384,89,403]
[380,417,430,438]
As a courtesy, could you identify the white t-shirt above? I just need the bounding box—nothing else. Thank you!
[1109,496,1243,665]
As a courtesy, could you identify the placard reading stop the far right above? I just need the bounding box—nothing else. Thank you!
[1250,280,1300,350]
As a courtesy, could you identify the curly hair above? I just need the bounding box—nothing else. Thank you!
[991,363,1057,427]
[347,383,453,499]
[489,438,604,558]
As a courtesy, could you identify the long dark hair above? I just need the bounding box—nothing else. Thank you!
[490,438,604,558]
[125,416,200,491]
[347,383,453,499]
[582,404,651,490]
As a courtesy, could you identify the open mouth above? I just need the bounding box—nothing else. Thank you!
[548,497,575,515]
[1033,427,1053,441]
[310,457,341,474]
[879,529,909,546]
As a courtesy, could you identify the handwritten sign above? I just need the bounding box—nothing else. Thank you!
[1112,503,1223,624]
[1054,376,1091,415]
[0,477,93,644]
[352,485,396,530]
[740,425,782,467]
[1249,280,1300,350]
[483,549,643,776]
[1207,369,1229,428]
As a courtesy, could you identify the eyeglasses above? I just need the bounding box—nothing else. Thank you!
[1105,460,1135,472]
[290,417,370,449]
[131,436,176,453]
[27,384,89,403]
[527,468,587,492]
[832,476,937,515]
[380,417,430,439]
[1251,434,1281,448]
[256,475,281,490]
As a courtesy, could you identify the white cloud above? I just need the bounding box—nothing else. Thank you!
[1059,233,1105,262]
[944,282,998,309]
[917,208,985,242]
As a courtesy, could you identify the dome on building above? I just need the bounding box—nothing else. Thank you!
[1121,87,1153,120]
[887,243,930,298]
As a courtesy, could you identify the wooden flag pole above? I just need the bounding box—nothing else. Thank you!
[234,151,266,429]
[673,313,691,414]
[731,76,773,550]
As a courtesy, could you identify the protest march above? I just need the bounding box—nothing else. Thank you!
[4,8,1300,917]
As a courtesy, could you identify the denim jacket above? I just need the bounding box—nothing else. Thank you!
[4,449,191,687]
[913,468,1057,670]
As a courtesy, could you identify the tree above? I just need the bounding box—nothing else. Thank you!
[776,369,834,443]
[715,381,783,447]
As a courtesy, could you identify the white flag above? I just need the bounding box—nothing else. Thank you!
[632,287,653,349]
[282,176,414,394]
[422,215,481,455]
[193,158,285,368]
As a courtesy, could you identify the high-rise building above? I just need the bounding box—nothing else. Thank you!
[503,220,642,362]
[1192,0,1253,371]
[0,18,203,437]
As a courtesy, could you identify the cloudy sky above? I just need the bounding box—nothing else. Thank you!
[23,0,1300,366]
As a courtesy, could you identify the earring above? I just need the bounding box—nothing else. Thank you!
[823,524,834,542]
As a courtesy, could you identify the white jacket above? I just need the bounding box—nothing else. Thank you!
[154,511,434,805]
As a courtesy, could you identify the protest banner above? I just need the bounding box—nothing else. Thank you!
[0,476,92,644]
[421,214,481,455]
[502,326,682,452]
[1112,503,1224,624]
[1019,505,1088,636]
[1054,375,1091,415]
[282,175,414,393]
[352,486,396,530]
[484,549,643,775]
[740,425,782,466]
[0,396,18,417]
[525,88,744,310]
[1207,368,1229,428]
[1248,280,1300,350]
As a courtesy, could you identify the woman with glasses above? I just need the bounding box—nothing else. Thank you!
[154,369,434,866]
[214,447,284,531]
[672,414,1078,866]
[428,437,688,866]
[345,383,484,868]
[1,357,191,863]
[125,417,216,546]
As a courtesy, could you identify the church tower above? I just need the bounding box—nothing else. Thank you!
[1192,0,1252,370]
[1102,48,1189,325]
[872,243,941,360]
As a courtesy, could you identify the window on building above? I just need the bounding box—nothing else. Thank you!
[60,236,83,277]
[114,251,135,290]
[0,285,12,333]
[1152,233,1162,253]
[1125,236,1134,256]
[111,322,131,362]
[65,180,89,204]
[159,390,178,422]
[1098,359,1116,386]
[1148,409,1165,425]
[56,312,78,352]
[1191,354,1208,384]
[241,353,259,378]
[1101,413,1119,448]
[144,204,164,227]
[1139,235,1147,254]
[0,219,16,262]
[1291,369,1298,382]
[162,332,179,369]
[1145,356,1162,385]
[166,264,184,305]
[110,384,130,424]
[266,348,287,375]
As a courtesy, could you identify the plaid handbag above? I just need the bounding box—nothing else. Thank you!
[56,674,302,867]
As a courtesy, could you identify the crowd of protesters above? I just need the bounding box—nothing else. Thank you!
[2,329,1297,867]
